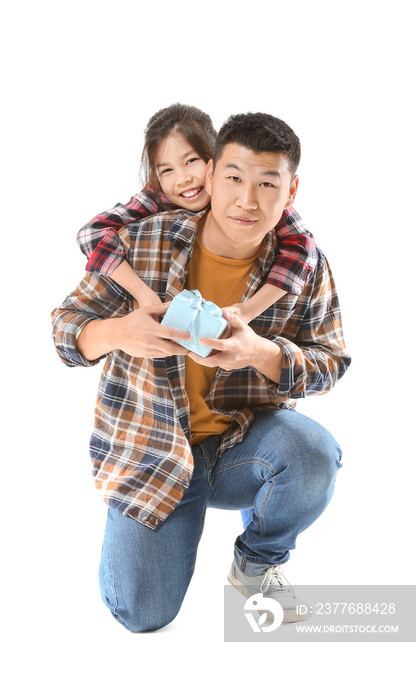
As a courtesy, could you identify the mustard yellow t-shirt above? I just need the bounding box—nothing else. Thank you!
[185,236,259,445]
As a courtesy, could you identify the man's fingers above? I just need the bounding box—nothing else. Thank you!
[149,305,192,341]
[148,339,190,357]
[188,351,217,366]
[219,324,232,340]
[157,337,191,355]
[199,337,227,351]
[141,309,191,342]
[158,325,192,342]
[168,347,191,356]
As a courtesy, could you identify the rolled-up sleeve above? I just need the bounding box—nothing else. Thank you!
[274,257,351,398]
[51,273,129,368]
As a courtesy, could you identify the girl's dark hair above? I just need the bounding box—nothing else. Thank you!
[213,112,301,177]
[141,103,217,209]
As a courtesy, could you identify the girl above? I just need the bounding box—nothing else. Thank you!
[77,103,317,323]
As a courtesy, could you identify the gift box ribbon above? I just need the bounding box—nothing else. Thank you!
[186,290,224,340]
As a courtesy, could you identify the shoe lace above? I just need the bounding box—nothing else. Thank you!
[260,566,295,596]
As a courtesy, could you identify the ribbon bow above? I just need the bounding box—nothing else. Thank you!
[185,290,224,340]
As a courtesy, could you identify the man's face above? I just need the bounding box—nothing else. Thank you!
[205,144,299,257]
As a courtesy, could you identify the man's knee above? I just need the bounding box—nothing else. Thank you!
[294,423,342,498]
[118,605,181,633]
[102,593,182,633]
[274,415,342,492]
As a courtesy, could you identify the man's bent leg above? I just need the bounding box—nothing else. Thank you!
[99,457,209,632]
[208,409,343,574]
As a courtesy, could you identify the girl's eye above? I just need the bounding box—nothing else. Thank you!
[160,168,172,176]
[186,158,199,165]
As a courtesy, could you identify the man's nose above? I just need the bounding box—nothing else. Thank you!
[236,185,257,210]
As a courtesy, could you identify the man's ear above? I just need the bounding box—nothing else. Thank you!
[285,175,299,208]
[205,159,214,196]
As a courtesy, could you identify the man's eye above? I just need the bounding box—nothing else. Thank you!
[260,182,273,187]
[229,176,240,182]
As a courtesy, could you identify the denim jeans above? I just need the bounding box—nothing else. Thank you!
[99,408,342,632]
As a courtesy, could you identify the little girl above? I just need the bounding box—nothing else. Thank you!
[77,103,317,324]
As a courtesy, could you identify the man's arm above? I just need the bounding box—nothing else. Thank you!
[52,273,191,367]
[188,255,351,398]
[52,274,129,368]
[77,303,191,361]
[273,256,351,398]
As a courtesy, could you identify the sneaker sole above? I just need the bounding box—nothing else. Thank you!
[227,569,311,624]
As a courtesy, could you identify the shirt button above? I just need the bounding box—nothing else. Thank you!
[179,277,184,283]
[181,479,187,485]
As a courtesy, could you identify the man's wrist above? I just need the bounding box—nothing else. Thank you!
[77,317,120,361]
[253,337,282,384]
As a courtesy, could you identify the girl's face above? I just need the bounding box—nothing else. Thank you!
[155,132,211,211]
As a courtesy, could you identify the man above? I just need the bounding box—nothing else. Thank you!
[52,112,351,632]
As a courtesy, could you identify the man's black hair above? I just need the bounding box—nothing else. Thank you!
[213,112,301,176]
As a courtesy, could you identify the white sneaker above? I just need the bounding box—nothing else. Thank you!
[227,560,311,624]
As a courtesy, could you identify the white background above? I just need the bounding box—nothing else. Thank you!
[2,0,415,697]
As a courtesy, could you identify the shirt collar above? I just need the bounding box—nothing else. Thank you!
[255,231,276,274]
[166,208,208,245]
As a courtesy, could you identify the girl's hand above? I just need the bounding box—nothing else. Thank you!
[133,288,163,321]
[135,288,163,308]
[221,302,252,327]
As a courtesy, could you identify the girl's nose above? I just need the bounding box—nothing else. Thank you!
[176,169,192,186]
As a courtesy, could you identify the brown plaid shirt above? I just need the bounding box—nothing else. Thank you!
[52,208,351,530]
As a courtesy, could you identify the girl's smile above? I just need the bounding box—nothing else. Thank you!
[180,185,205,200]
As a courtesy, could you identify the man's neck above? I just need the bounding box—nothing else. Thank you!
[196,211,264,260]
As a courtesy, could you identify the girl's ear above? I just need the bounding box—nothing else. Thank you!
[205,159,214,195]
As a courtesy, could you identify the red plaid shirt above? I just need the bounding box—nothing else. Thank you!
[77,188,317,296]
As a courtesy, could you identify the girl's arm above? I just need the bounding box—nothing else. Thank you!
[109,260,162,307]
[76,187,175,306]
[226,207,318,323]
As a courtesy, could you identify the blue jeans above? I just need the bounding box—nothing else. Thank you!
[99,409,342,632]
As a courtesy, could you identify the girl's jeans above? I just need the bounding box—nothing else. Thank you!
[99,408,342,632]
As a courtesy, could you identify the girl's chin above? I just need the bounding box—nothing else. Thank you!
[187,202,210,211]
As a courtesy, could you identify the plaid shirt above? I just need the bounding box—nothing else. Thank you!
[52,208,351,530]
[77,188,317,296]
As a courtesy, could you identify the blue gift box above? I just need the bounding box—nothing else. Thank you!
[161,289,229,358]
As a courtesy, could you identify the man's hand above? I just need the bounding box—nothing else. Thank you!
[116,302,192,357]
[188,310,283,383]
[77,301,191,361]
